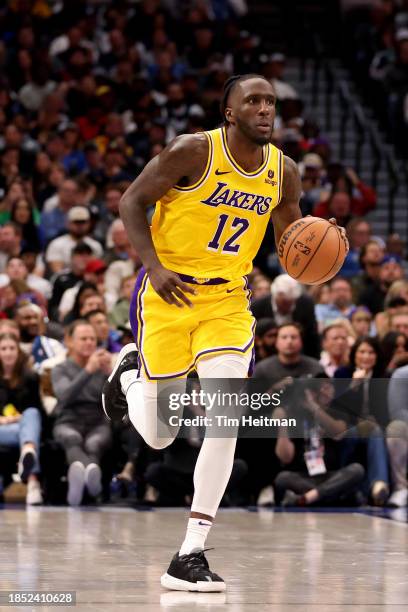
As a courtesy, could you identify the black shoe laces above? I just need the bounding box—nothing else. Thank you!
[180,547,214,571]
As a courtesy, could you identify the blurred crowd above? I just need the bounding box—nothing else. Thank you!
[344,0,408,153]
[0,0,407,511]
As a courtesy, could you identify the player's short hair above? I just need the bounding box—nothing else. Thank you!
[220,74,270,125]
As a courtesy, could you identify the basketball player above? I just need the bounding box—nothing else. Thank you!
[102,74,347,591]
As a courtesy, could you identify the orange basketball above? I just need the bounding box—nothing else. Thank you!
[278,217,348,285]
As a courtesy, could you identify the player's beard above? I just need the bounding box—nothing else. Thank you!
[236,116,273,146]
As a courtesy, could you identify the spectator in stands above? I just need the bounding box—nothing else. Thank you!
[386,364,408,507]
[0,222,23,272]
[254,318,278,362]
[10,198,42,252]
[40,179,80,243]
[94,184,123,247]
[348,306,373,339]
[14,302,64,369]
[359,255,405,315]
[390,309,408,337]
[252,274,320,358]
[0,332,43,505]
[334,337,389,505]
[381,331,408,375]
[315,277,355,330]
[251,274,272,301]
[320,323,350,377]
[316,167,377,219]
[253,323,324,382]
[85,309,121,354]
[48,242,93,321]
[108,274,137,330]
[45,206,103,274]
[351,239,384,301]
[60,282,98,324]
[0,256,51,300]
[52,320,112,506]
[274,379,364,506]
[339,218,373,279]
[104,219,132,266]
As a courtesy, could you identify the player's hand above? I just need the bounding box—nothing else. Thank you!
[328,217,349,254]
[148,265,196,308]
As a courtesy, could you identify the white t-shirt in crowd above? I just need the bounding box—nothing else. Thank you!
[45,234,103,267]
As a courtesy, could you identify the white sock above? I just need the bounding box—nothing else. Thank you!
[179,518,212,556]
[120,369,140,394]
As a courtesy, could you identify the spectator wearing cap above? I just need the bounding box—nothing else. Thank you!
[0,256,52,300]
[40,179,80,244]
[48,242,93,321]
[359,255,405,315]
[251,274,320,358]
[14,302,65,369]
[45,206,103,275]
[85,309,122,354]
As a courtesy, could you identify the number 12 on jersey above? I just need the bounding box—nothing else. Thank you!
[207,214,249,254]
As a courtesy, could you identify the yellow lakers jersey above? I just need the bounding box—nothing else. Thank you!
[151,126,284,280]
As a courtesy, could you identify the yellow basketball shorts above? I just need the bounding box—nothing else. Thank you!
[129,267,255,380]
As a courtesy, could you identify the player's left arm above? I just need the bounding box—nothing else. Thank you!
[270,155,302,249]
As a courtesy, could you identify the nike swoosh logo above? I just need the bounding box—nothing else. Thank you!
[226,287,238,293]
[198,521,211,526]
[215,169,231,175]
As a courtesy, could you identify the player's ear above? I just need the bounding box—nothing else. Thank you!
[225,106,235,125]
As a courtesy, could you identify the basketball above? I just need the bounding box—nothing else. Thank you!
[278,217,348,285]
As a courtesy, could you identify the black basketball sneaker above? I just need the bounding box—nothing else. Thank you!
[102,343,139,423]
[161,549,226,592]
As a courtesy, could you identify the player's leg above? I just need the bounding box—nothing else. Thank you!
[161,352,250,593]
[102,269,194,449]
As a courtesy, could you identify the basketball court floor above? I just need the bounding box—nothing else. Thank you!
[1,506,408,611]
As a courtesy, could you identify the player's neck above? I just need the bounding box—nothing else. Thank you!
[225,127,264,173]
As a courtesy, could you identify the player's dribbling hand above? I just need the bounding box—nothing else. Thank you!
[148,265,196,307]
[328,217,349,254]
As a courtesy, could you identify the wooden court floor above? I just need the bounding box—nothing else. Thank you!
[1,507,408,611]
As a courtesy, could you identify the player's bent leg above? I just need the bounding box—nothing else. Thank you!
[102,343,184,450]
[161,353,250,593]
[127,378,184,450]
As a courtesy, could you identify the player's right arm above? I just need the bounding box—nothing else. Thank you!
[119,133,209,307]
